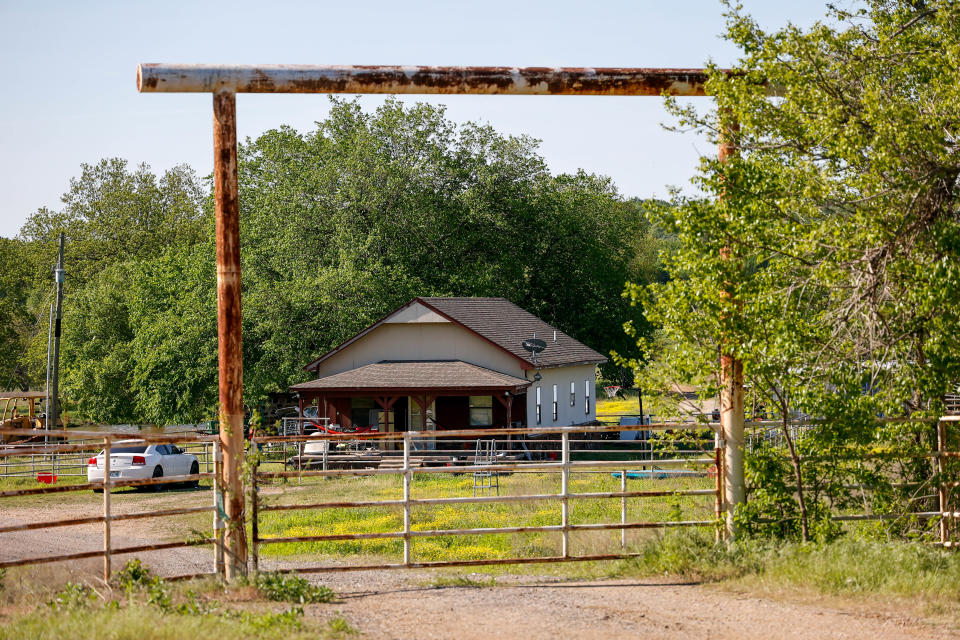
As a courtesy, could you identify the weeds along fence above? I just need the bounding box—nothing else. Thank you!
[248,422,722,574]
[734,416,960,546]
[0,428,220,582]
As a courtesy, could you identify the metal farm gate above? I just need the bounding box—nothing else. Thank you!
[134,63,753,580]
[4,65,954,585]
[0,416,956,581]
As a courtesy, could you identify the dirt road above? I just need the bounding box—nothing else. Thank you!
[1,495,955,639]
[314,574,955,640]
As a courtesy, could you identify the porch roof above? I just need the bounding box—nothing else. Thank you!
[290,360,531,395]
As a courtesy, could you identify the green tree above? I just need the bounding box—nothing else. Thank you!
[0,237,35,390]
[237,98,661,400]
[6,102,669,423]
[14,160,209,411]
[628,1,960,540]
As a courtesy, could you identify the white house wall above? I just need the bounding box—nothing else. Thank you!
[314,322,527,378]
[526,364,598,427]
[383,301,450,324]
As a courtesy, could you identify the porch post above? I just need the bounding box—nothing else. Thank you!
[494,392,514,428]
[374,396,398,436]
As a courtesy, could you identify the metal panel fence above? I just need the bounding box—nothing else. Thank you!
[1,416,957,583]
[0,428,221,582]
[249,422,723,574]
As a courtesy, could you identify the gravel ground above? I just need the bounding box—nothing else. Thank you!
[1,493,955,639]
[312,575,957,640]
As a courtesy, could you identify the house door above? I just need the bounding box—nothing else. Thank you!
[409,398,436,451]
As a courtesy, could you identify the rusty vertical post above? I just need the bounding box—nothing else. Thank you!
[213,88,247,580]
[620,466,627,549]
[938,420,948,545]
[103,437,111,583]
[714,435,723,542]
[718,113,745,541]
[250,456,259,574]
[561,430,570,558]
[402,431,412,565]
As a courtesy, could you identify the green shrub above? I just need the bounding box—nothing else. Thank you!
[47,583,97,610]
[114,559,153,592]
[254,572,335,604]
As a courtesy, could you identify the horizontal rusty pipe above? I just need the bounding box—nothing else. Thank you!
[252,421,716,443]
[0,472,211,498]
[0,427,218,442]
[0,506,215,534]
[0,538,215,570]
[257,489,715,513]
[256,457,714,479]
[276,554,649,574]
[138,64,722,96]
[257,519,711,545]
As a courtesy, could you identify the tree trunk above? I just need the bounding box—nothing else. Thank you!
[781,413,809,542]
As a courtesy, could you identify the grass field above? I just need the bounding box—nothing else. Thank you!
[595,389,642,417]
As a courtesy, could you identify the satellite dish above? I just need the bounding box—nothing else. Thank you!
[522,338,547,353]
[522,335,547,366]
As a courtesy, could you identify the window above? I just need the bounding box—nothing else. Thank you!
[570,381,576,407]
[585,380,591,415]
[110,446,147,454]
[409,398,435,431]
[469,396,493,426]
[552,384,558,421]
[536,386,542,425]
[351,397,376,427]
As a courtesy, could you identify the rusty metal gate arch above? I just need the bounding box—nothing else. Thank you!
[136,64,746,581]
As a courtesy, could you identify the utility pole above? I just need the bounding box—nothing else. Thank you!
[45,303,53,426]
[49,233,65,430]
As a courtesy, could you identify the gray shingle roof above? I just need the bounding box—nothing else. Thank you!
[292,360,531,392]
[420,297,607,368]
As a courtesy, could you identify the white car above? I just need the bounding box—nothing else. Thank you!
[87,442,199,491]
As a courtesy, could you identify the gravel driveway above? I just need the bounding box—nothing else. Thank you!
[1,493,954,639]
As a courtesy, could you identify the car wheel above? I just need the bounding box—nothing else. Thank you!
[150,465,163,492]
[188,461,200,488]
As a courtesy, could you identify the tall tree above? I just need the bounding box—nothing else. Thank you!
[630,0,960,540]
[13,160,209,414]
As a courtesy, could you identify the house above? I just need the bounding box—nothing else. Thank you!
[290,297,607,440]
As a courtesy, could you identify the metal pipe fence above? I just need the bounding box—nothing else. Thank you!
[249,423,722,574]
[0,428,219,582]
[1,416,956,584]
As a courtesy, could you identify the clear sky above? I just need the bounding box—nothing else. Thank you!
[0,1,832,239]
